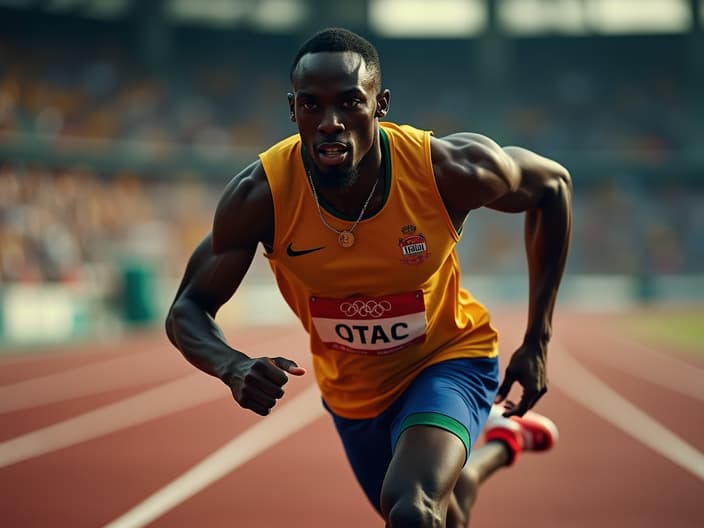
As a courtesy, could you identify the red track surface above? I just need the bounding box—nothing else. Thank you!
[1,310,703,527]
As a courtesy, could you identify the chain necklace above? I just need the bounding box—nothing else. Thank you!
[306,169,380,248]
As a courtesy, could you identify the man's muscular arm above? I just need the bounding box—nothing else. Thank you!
[432,135,572,417]
[166,161,305,416]
[487,146,572,417]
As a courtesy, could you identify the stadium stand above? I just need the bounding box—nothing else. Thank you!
[0,3,702,344]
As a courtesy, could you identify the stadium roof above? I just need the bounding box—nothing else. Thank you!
[0,0,699,36]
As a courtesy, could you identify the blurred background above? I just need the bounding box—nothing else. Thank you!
[0,0,702,348]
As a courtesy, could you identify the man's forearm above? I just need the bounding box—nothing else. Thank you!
[523,173,572,346]
[166,298,247,382]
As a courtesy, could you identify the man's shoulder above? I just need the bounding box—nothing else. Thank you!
[214,161,274,250]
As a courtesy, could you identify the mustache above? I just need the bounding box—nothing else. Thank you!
[316,136,350,146]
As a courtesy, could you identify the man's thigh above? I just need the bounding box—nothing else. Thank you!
[325,356,499,512]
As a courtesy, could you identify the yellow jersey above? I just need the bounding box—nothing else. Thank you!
[260,122,498,419]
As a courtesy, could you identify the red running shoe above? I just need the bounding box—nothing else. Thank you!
[484,405,559,464]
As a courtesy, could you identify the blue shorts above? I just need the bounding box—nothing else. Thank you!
[323,356,500,512]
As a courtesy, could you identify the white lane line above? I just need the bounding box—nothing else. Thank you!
[103,384,324,528]
[0,373,221,468]
[593,334,704,402]
[0,330,303,413]
[0,352,183,413]
[0,332,308,466]
[551,342,704,481]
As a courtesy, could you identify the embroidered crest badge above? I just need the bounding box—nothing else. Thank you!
[399,224,431,265]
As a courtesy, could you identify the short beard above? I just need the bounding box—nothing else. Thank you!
[311,164,360,191]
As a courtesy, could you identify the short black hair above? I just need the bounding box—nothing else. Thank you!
[289,27,382,89]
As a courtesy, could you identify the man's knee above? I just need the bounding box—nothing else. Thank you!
[380,425,466,526]
[381,491,444,528]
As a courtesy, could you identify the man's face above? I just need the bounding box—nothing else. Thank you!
[289,51,389,189]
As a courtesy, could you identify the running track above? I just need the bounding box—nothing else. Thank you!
[1,309,703,527]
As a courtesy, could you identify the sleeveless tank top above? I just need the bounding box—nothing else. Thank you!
[260,121,498,419]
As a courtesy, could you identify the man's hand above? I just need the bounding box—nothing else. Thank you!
[226,356,306,416]
[494,342,548,417]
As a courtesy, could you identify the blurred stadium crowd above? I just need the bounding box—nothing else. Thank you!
[0,20,702,292]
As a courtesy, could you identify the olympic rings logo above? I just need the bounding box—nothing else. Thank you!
[339,300,392,318]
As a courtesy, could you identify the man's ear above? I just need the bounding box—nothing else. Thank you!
[375,89,390,118]
[287,92,296,122]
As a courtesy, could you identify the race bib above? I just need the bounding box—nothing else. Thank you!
[309,290,427,355]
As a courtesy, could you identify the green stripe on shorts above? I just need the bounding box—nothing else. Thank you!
[398,412,470,457]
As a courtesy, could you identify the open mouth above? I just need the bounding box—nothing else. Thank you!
[316,142,350,166]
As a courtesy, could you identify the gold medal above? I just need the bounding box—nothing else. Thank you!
[307,170,380,249]
[338,230,355,248]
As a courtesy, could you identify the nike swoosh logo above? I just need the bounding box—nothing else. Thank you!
[286,243,325,257]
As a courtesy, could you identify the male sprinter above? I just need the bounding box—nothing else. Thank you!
[167,28,572,527]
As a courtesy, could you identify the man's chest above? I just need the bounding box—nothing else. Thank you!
[279,219,453,297]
